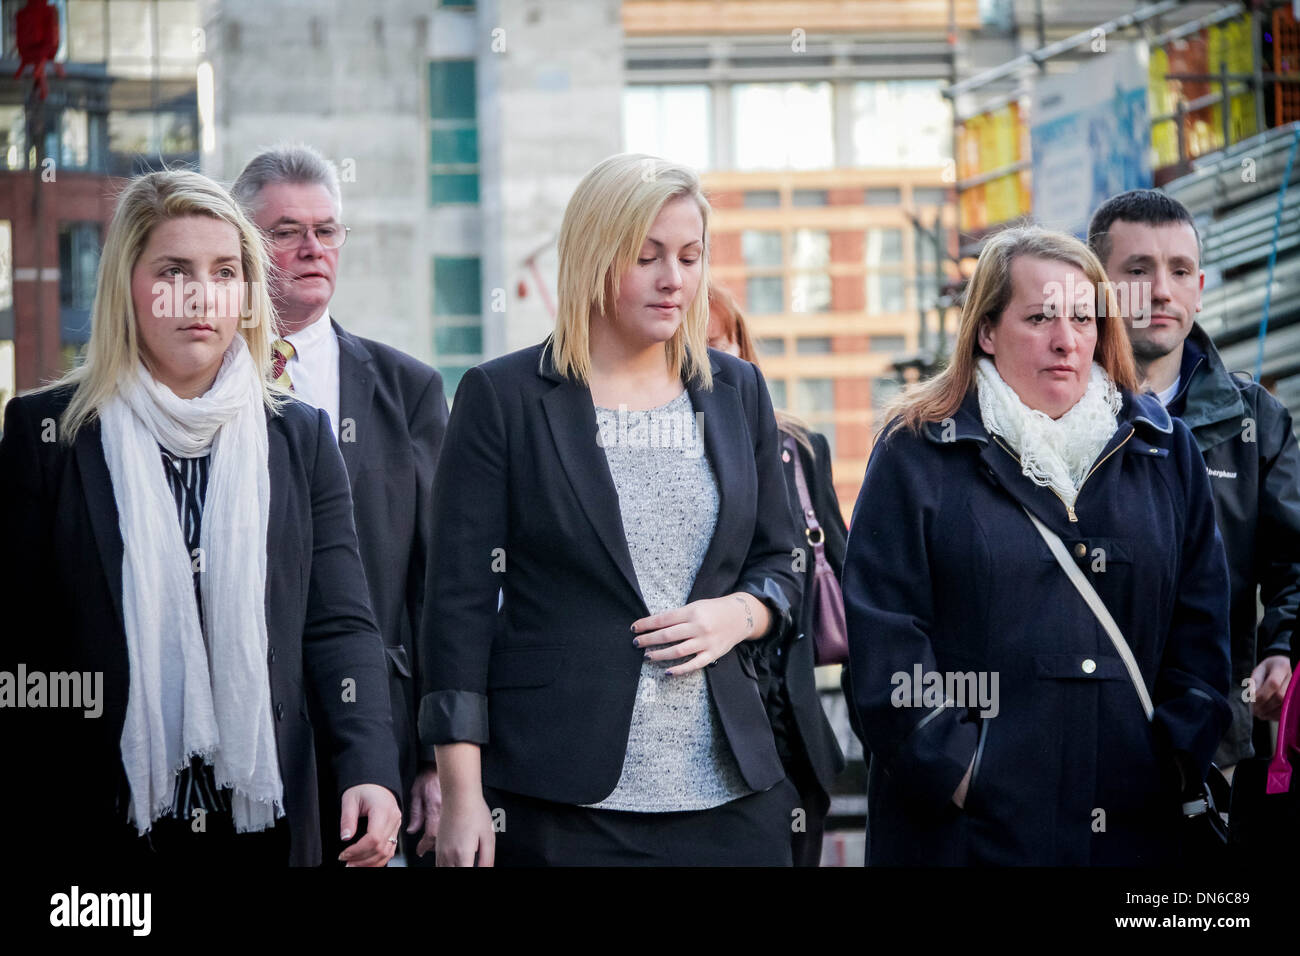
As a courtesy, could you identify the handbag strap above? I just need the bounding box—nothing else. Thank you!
[1023,506,1155,722]
[784,436,829,564]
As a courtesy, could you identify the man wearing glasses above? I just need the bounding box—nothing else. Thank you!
[234,144,449,866]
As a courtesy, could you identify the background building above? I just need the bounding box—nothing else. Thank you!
[199,0,622,401]
[0,0,201,404]
[622,0,972,512]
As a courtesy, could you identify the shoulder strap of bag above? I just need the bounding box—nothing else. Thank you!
[1023,506,1154,722]
[784,436,827,561]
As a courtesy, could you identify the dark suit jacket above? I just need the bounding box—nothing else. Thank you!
[417,341,803,805]
[331,320,447,793]
[0,386,402,867]
[775,430,848,795]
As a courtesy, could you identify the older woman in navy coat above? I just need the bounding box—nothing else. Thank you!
[844,227,1231,865]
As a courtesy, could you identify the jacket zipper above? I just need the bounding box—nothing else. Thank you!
[990,429,1134,523]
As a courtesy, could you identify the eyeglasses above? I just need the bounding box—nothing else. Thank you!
[264,223,350,250]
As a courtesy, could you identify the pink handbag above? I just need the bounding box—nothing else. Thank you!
[784,436,849,667]
[1267,667,1300,794]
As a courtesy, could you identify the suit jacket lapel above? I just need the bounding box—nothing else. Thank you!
[540,379,646,610]
[333,321,374,485]
[74,422,126,638]
[684,374,749,604]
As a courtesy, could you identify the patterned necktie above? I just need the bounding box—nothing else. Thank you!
[271,338,295,392]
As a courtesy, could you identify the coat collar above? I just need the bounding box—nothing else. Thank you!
[1177,322,1247,448]
[921,382,1173,447]
[535,338,733,612]
[921,382,1173,530]
[333,318,374,483]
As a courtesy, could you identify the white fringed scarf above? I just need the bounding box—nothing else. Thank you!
[99,335,284,834]
[975,357,1122,508]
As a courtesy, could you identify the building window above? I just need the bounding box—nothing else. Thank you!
[796,337,832,355]
[733,82,833,170]
[791,273,830,313]
[433,256,481,398]
[865,188,902,206]
[742,190,780,208]
[791,189,827,207]
[791,229,829,270]
[870,335,907,353]
[623,85,710,170]
[852,80,952,167]
[794,378,834,414]
[439,0,476,7]
[872,376,903,429]
[741,230,782,268]
[756,337,785,357]
[58,221,100,346]
[746,276,784,315]
[429,59,478,204]
[866,229,903,267]
[767,378,787,409]
[867,273,906,315]
[1,106,26,170]
[107,0,155,78]
[913,187,948,207]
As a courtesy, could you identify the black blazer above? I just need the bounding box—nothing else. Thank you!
[776,430,848,794]
[332,320,448,793]
[0,386,402,866]
[417,342,803,805]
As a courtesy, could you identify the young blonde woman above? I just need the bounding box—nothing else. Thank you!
[0,170,402,866]
[421,154,803,866]
[842,226,1232,865]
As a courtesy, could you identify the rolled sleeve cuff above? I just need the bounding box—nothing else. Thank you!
[740,576,794,645]
[418,689,489,747]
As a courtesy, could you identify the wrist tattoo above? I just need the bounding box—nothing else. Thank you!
[733,595,754,636]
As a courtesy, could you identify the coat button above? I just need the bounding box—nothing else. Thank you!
[782,449,791,462]
[1082,658,1097,674]
[1073,542,1087,558]
[275,702,285,720]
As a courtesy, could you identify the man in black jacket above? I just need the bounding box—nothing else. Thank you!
[234,145,449,864]
[1089,190,1298,779]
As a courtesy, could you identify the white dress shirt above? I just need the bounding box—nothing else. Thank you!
[283,308,341,443]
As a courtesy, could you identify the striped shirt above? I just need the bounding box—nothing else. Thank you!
[153,446,230,820]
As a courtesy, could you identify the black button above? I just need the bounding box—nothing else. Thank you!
[275,702,284,721]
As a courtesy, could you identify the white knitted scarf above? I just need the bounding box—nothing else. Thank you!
[975,357,1122,508]
[99,335,284,834]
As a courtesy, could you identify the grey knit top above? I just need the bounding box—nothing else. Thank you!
[586,389,754,812]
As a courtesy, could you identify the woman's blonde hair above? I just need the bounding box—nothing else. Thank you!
[707,278,815,456]
[883,225,1138,438]
[52,169,282,442]
[550,153,712,388]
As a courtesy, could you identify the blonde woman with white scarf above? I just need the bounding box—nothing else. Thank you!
[0,170,402,867]
[842,227,1232,865]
